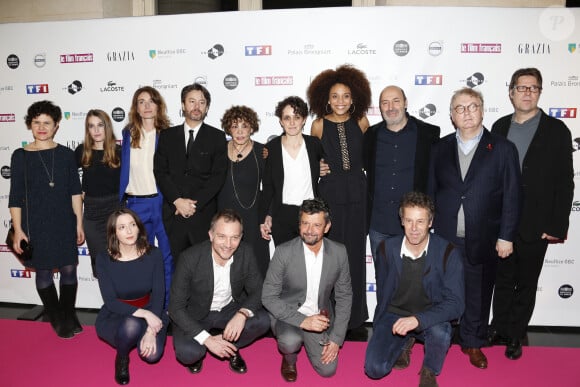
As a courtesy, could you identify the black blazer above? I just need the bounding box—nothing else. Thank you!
[364,115,440,228]
[168,240,264,337]
[259,134,324,220]
[154,123,227,219]
[428,129,522,264]
[492,110,574,241]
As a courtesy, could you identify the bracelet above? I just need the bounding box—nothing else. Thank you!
[237,309,249,319]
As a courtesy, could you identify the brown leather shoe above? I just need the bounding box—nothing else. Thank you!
[461,347,488,369]
[419,367,439,387]
[394,337,415,370]
[281,358,297,382]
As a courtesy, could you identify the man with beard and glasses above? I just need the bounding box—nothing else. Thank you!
[154,83,227,261]
[262,198,352,382]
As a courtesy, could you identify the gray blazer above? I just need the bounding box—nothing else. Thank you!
[262,237,353,346]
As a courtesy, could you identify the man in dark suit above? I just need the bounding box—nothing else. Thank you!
[428,88,521,369]
[169,209,270,375]
[363,85,440,260]
[365,191,464,387]
[154,83,227,260]
[262,198,352,382]
[490,68,574,360]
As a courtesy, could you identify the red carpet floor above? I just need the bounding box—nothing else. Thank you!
[1,319,578,387]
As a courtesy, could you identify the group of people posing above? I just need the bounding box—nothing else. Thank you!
[7,65,574,387]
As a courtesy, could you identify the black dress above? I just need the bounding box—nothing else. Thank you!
[218,141,270,277]
[8,146,81,270]
[318,118,368,329]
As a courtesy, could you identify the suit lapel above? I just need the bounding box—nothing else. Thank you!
[318,239,331,307]
[463,129,490,182]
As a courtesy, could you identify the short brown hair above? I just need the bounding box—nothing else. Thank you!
[221,105,260,135]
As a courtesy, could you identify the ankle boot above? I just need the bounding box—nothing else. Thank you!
[37,284,73,339]
[60,283,83,334]
[115,354,130,385]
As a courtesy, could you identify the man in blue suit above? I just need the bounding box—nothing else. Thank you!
[428,88,521,370]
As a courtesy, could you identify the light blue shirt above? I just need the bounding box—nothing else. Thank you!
[455,127,483,155]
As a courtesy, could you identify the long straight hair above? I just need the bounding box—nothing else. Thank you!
[81,109,120,168]
[127,86,171,148]
[106,208,152,260]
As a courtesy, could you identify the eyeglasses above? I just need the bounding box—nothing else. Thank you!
[453,103,480,114]
[513,85,542,93]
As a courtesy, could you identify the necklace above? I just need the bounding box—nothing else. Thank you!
[37,147,55,188]
[231,140,251,161]
[231,145,260,210]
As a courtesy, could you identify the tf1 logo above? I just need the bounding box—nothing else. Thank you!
[245,46,272,56]
[548,108,577,118]
[414,75,442,85]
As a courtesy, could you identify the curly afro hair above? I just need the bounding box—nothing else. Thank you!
[306,64,371,121]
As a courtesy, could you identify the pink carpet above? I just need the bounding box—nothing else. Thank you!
[1,319,577,387]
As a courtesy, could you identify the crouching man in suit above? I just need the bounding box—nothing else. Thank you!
[169,209,270,375]
[262,198,352,382]
[365,192,464,387]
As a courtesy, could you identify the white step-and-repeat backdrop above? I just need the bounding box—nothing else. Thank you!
[0,6,578,325]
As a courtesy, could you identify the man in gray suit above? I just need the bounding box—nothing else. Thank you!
[169,209,270,375]
[262,198,353,382]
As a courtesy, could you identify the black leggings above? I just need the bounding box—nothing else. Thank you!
[35,265,77,289]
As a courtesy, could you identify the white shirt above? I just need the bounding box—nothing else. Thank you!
[184,121,202,151]
[400,236,430,260]
[297,242,324,316]
[126,129,157,195]
[281,141,314,205]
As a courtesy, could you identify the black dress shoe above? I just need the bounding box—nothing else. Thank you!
[187,359,203,374]
[487,328,508,346]
[229,352,247,374]
[114,354,130,385]
[505,339,523,360]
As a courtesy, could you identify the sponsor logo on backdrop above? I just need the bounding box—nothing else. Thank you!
[66,80,83,95]
[551,75,580,87]
[367,106,380,116]
[0,114,15,122]
[148,79,178,90]
[428,41,443,56]
[223,74,239,90]
[571,200,580,211]
[34,53,46,68]
[517,43,551,54]
[63,111,86,121]
[366,282,376,292]
[558,284,573,299]
[64,140,81,150]
[111,108,125,122]
[544,257,575,268]
[10,269,32,278]
[7,54,19,69]
[1,165,10,178]
[573,138,580,152]
[245,45,272,56]
[348,43,377,55]
[148,48,187,60]
[568,43,579,53]
[26,84,49,94]
[78,246,90,256]
[419,104,437,119]
[465,72,485,88]
[483,107,499,113]
[193,76,207,86]
[461,43,501,53]
[393,40,410,56]
[203,44,224,60]
[548,108,577,118]
[414,75,442,85]
[255,76,293,86]
[0,85,15,94]
[100,81,125,92]
[288,44,332,56]
[60,53,93,63]
[106,51,135,62]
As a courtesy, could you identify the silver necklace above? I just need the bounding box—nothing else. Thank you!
[37,148,55,188]
[231,145,259,210]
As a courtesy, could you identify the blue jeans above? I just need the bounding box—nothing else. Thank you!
[365,312,452,379]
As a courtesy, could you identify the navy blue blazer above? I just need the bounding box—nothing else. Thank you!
[428,128,521,264]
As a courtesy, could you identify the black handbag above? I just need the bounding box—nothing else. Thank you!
[6,149,33,261]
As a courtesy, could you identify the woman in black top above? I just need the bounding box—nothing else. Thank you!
[75,109,121,278]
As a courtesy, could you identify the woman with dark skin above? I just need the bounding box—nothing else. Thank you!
[307,64,372,333]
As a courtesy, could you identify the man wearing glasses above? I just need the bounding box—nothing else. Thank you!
[428,88,521,370]
[489,68,574,360]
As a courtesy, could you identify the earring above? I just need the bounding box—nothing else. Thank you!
[349,104,356,114]
[325,103,332,114]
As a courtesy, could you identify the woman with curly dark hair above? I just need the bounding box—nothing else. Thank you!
[307,64,371,334]
[217,106,270,277]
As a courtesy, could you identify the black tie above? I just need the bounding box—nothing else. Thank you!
[186,129,194,158]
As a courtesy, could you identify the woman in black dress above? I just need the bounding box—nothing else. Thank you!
[307,65,372,332]
[8,100,85,339]
[96,208,167,385]
[75,109,121,278]
[217,106,270,277]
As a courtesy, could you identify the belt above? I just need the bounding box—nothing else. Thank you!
[118,293,151,308]
[125,193,158,199]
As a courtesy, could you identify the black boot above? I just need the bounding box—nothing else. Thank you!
[59,283,83,335]
[37,284,73,339]
[115,354,130,385]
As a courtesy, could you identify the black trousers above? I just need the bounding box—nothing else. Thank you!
[492,236,548,340]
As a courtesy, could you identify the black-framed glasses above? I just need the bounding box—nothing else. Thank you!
[513,85,542,93]
[453,103,480,114]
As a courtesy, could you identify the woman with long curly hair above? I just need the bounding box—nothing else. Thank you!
[307,64,371,334]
